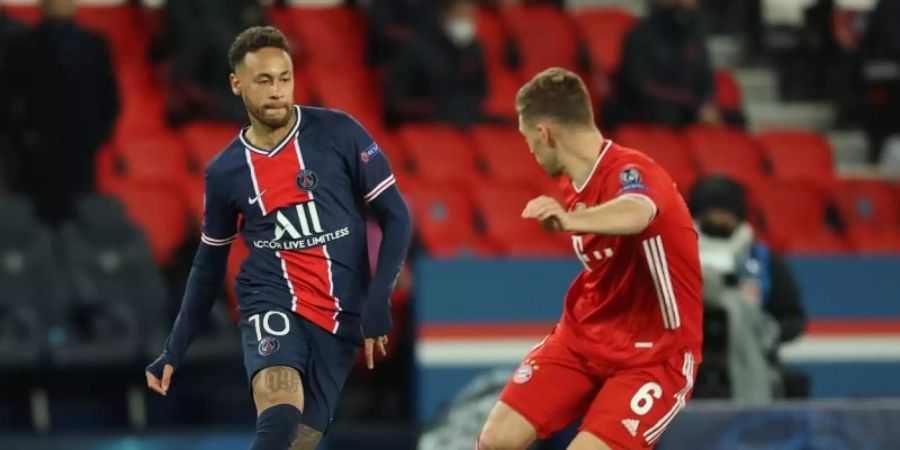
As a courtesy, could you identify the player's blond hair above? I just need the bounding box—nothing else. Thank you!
[516,67,594,127]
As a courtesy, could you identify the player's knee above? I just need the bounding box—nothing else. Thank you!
[251,403,303,450]
[477,428,528,450]
[252,366,304,414]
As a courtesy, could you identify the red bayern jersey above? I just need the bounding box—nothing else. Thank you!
[555,140,703,368]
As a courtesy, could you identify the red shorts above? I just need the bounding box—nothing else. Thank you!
[499,332,698,449]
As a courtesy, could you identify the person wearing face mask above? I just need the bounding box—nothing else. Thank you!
[689,176,809,403]
[3,0,119,225]
[385,0,489,127]
[613,0,723,128]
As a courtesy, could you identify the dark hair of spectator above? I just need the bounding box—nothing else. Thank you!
[228,26,292,71]
[688,176,748,221]
[515,67,594,126]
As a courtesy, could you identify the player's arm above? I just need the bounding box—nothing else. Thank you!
[339,114,412,368]
[524,194,657,236]
[146,167,238,396]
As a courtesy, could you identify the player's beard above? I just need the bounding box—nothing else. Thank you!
[246,99,293,130]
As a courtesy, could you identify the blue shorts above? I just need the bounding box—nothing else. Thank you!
[239,307,360,432]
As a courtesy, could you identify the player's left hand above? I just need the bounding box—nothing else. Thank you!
[522,196,569,232]
[364,335,388,370]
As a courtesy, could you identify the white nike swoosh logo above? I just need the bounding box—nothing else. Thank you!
[248,189,268,205]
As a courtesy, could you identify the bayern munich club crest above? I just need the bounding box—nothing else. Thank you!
[296,169,319,192]
[258,336,280,356]
[513,359,539,384]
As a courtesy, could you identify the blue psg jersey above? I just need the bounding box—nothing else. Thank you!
[200,106,397,338]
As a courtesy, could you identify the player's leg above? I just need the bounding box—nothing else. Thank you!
[477,334,598,450]
[577,350,698,449]
[240,308,311,450]
[565,432,613,450]
[250,365,305,450]
[288,318,361,450]
[477,401,538,450]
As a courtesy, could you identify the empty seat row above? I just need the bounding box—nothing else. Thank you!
[0,194,238,371]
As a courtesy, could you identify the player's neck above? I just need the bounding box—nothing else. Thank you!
[561,128,605,188]
[246,107,299,151]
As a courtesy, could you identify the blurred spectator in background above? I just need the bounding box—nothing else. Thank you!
[385,0,488,127]
[689,176,808,403]
[614,0,722,128]
[367,0,436,67]
[859,0,900,165]
[3,0,118,225]
[164,0,266,125]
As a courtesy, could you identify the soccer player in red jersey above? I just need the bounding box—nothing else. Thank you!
[476,68,703,450]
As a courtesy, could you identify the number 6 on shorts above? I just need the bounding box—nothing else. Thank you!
[248,311,291,342]
[630,382,662,416]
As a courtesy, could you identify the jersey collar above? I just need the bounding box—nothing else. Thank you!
[572,139,613,194]
[239,105,302,157]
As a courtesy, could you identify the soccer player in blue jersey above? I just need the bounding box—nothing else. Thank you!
[145,26,412,450]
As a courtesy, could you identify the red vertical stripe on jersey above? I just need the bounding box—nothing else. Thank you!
[247,139,311,214]
[279,246,337,332]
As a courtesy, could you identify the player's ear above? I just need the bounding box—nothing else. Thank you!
[538,123,552,146]
[229,73,242,96]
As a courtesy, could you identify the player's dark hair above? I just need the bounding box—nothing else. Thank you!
[516,67,594,127]
[228,26,291,71]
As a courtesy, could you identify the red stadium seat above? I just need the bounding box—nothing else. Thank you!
[115,182,190,266]
[76,6,148,65]
[715,70,743,112]
[115,131,191,186]
[404,187,495,257]
[615,125,698,195]
[476,8,523,120]
[477,7,511,72]
[3,5,41,25]
[179,121,241,168]
[832,179,899,231]
[683,126,765,186]
[750,181,832,249]
[847,228,900,254]
[288,7,367,68]
[398,125,480,186]
[483,68,523,121]
[306,65,384,131]
[500,4,582,79]
[94,144,120,195]
[183,175,205,226]
[756,130,835,187]
[781,230,849,254]
[470,126,549,189]
[572,8,637,75]
[473,185,568,255]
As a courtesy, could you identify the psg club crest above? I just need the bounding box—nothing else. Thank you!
[296,169,319,192]
[258,336,280,356]
[512,359,539,384]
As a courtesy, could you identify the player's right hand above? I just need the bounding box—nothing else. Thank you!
[146,354,176,396]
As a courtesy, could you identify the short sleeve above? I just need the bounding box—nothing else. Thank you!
[338,114,396,203]
[200,168,239,246]
[604,158,668,214]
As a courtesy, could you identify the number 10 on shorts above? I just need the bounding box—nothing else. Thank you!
[249,311,291,342]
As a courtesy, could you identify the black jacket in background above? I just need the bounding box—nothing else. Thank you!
[4,19,119,224]
[385,24,487,128]
[764,253,806,344]
[615,10,715,127]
